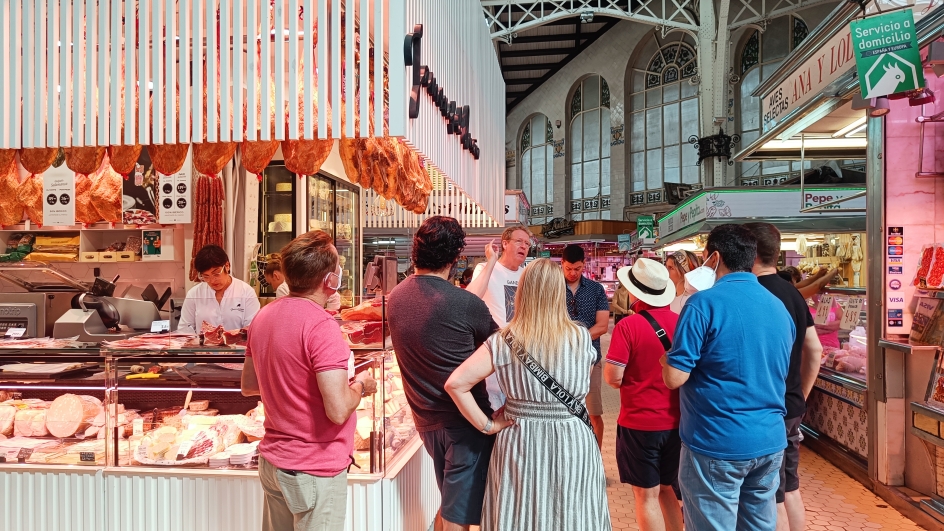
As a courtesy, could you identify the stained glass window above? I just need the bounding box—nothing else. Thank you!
[569,75,611,220]
[629,33,701,195]
[520,114,554,225]
[794,17,809,49]
[741,31,759,74]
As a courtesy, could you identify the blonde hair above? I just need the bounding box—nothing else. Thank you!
[506,258,583,367]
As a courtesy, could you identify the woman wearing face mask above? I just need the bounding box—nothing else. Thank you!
[178,245,261,335]
[665,251,703,314]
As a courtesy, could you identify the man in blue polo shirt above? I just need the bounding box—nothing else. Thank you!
[662,224,794,531]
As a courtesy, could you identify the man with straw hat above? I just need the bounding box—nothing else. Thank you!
[604,258,683,531]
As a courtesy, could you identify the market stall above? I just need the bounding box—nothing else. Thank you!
[731,1,944,524]
[0,0,504,530]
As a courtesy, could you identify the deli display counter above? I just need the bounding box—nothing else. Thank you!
[0,331,431,531]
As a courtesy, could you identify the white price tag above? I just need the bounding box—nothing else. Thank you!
[814,295,835,325]
[840,297,865,331]
[150,320,170,333]
[5,328,26,338]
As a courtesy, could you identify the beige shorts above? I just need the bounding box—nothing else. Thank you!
[258,454,348,531]
[586,361,604,416]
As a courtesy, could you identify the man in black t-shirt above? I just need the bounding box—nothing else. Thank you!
[388,216,499,531]
[745,222,824,531]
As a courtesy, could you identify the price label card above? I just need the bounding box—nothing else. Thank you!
[4,328,25,338]
[814,295,835,325]
[42,167,76,226]
[840,297,866,330]
[16,448,33,462]
[175,441,194,461]
[150,320,170,333]
[79,451,96,463]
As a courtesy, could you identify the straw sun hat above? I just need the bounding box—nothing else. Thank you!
[617,258,676,307]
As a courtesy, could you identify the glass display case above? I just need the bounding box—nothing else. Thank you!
[309,174,361,303]
[258,165,296,296]
[0,334,414,477]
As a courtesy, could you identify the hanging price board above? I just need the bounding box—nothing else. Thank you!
[814,295,835,325]
[840,297,866,330]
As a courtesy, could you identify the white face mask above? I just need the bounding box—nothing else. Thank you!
[684,253,719,292]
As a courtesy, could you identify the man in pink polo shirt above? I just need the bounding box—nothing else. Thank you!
[242,230,377,531]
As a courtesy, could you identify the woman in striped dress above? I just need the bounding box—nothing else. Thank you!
[446,258,611,531]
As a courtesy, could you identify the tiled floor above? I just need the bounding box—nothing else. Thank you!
[596,330,928,531]
[460,326,929,530]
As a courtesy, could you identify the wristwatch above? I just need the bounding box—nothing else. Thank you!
[481,419,493,434]
[353,381,366,397]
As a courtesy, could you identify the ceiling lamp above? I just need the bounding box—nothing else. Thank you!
[909,88,935,106]
[832,116,867,138]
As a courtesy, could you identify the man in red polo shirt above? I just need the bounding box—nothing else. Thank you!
[604,258,682,531]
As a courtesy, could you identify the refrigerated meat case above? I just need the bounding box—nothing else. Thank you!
[0,329,428,530]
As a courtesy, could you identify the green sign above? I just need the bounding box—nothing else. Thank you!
[636,215,655,239]
[851,9,924,99]
[539,250,551,258]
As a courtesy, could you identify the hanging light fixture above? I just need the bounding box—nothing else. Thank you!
[909,88,936,106]
[870,97,890,116]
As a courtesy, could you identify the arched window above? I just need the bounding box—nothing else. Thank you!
[520,114,554,224]
[738,16,812,185]
[628,33,700,199]
[569,75,611,221]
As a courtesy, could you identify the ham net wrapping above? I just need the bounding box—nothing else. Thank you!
[0,149,16,171]
[108,60,144,176]
[148,92,191,176]
[65,147,106,176]
[0,157,23,226]
[90,154,123,223]
[16,176,43,227]
[240,33,281,177]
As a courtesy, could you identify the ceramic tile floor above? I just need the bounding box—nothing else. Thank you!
[462,326,929,530]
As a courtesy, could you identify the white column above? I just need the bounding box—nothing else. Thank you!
[698,0,732,188]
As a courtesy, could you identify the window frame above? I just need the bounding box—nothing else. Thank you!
[569,75,612,221]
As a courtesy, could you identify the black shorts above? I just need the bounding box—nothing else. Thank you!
[616,426,681,489]
[419,425,495,526]
[777,416,803,503]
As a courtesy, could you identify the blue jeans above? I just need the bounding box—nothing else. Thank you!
[679,444,784,531]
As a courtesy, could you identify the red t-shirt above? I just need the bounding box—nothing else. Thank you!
[605,302,681,431]
[246,298,353,476]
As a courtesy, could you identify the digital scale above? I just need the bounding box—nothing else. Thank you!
[0,303,37,338]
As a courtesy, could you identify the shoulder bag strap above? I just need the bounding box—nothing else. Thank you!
[639,310,672,351]
[500,330,593,431]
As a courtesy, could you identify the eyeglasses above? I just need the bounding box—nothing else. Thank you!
[198,266,228,282]
[507,238,531,248]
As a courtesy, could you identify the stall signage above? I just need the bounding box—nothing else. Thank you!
[42,167,75,227]
[404,24,479,159]
[157,160,192,224]
[618,233,632,252]
[636,215,655,239]
[761,30,855,132]
[851,10,924,99]
[658,197,708,237]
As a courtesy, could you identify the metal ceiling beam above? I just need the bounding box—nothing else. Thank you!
[506,18,619,111]
[505,32,591,44]
[505,76,548,85]
[482,1,698,40]
[727,0,840,30]
[500,47,574,57]
[501,62,559,71]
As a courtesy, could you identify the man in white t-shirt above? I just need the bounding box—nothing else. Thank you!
[467,225,531,409]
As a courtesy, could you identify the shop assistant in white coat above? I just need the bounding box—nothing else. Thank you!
[177,245,261,334]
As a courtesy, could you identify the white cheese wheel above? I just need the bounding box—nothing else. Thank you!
[273,213,292,222]
[0,405,14,436]
[46,394,103,438]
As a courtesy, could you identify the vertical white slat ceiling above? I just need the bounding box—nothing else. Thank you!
[0,0,399,150]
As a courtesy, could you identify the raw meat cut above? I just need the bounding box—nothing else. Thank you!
[0,405,14,436]
[202,322,226,346]
[65,147,106,175]
[0,157,23,226]
[193,142,238,176]
[16,176,43,226]
[46,394,103,438]
[18,148,58,175]
[282,138,333,176]
[190,176,225,281]
[14,409,48,437]
[240,140,280,176]
[340,299,384,321]
[90,158,123,223]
